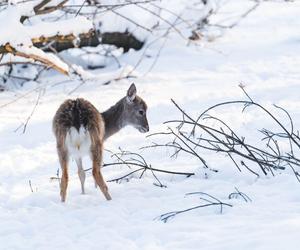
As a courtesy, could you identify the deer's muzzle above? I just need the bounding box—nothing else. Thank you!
[139,125,149,133]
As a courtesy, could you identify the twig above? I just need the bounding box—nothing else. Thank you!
[28,180,34,193]
[228,187,252,202]
[14,90,42,133]
[156,192,232,223]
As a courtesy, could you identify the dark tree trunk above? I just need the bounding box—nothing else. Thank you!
[33,31,144,53]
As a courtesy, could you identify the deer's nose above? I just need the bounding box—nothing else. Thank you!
[145,125,149,132]
[139,124,149,133]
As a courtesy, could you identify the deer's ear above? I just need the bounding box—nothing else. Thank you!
[126,83,136,103]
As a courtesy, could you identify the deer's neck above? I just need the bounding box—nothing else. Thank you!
[101,99,125,140]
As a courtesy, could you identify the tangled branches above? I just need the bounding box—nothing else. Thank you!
[104,149,195,187]
[50,148,195,188]
[146,86,300,181]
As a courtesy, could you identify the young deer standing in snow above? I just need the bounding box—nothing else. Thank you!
[53,84,149,202]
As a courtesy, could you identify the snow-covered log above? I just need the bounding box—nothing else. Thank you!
[0,44,69,75]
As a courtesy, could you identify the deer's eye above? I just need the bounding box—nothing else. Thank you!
[138,110,145,116]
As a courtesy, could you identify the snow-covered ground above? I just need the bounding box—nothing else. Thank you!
[1,1,300,249]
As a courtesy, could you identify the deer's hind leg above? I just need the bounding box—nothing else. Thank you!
[75,157,86,194]
[56,133,69,202]
[90,139,112,201]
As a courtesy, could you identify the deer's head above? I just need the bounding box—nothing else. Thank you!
[123,83,149,133]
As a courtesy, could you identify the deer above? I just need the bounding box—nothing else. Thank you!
[52,83,149,202]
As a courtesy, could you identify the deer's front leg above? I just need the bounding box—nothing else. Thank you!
[91,142,112,201]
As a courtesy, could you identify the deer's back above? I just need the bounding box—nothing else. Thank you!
[53,98,104,140]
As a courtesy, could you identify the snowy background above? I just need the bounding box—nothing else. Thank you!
[1,0,300,249]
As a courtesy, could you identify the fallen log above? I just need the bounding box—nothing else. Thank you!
[0,44,69,75]
[33,30,145,53]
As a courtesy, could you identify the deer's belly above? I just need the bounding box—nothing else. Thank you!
[65,126,91,158]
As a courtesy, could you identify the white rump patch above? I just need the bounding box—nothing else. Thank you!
[65,126,91,158]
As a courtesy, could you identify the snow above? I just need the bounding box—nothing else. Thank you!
[0,5,92,46]
[0,6,32,46]
[1,1,300,250]
[95,0,212,41]
[27,16,93,38]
